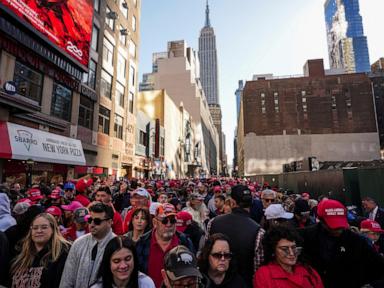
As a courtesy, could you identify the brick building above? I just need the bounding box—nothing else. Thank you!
[237,59,381,175]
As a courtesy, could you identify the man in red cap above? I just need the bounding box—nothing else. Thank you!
[74,178,93,207]
[299,199,384,288]
[135,203,194,288]
[360,219,384,255]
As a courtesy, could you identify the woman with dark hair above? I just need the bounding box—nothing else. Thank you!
[10,213,71,287]
[91,236,155,288]
[253,225,323,288]
[198,233,247,287]
[125,208,151,243]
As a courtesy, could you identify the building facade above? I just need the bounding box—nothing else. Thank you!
[140,40,219,177]
[324,0,370,73]
[0,0,141,185]
[237,59,380,175]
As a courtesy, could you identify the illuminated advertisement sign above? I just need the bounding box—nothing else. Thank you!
[0,0,94,69]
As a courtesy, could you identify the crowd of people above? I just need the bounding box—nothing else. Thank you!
[0,175,384,288]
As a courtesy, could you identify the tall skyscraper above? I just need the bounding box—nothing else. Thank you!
[324,0,370,73]
[199,0,219,104]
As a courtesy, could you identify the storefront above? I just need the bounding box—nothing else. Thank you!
[0,121,86,186]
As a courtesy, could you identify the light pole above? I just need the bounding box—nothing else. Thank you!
[26,158,34,188]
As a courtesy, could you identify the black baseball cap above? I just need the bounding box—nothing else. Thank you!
[231,185,252,207]
[164,245,202,281]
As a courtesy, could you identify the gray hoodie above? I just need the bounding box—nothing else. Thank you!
[0,193,16,232]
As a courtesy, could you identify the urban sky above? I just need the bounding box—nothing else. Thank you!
[139,0,384,167]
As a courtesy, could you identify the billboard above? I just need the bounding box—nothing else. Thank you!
[0,0,93,68]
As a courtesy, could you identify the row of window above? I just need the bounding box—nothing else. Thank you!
[14,61,132,139]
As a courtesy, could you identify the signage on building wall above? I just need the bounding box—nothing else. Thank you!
[80,84,97,101]
[0,0,94,69]
[3,81,16,95]
[0,121,86,165]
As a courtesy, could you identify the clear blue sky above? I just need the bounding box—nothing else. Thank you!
[139,0,384,167]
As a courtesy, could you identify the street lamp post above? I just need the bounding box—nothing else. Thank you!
[26,158,34,188]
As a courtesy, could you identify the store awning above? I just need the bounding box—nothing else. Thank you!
[0,121,86,166]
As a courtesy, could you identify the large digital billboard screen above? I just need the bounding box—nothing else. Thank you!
[0,0,93,68]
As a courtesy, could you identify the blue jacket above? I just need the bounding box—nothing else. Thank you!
[136,229,195,274]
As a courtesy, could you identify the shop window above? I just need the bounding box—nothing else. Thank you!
[100,69,112,99]
[13,61,43,103]
[98,106,110,134]
[78,96,94,129]
[114,114,123,139]
[51,83,72,121]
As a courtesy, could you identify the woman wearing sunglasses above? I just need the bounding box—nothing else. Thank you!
[253,225,323,288]
[10,213,71,287]
[91,236,155,288]
[198,233,247,288]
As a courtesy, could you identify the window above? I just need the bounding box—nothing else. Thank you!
[331,96,337,109]
[51,83,72,121]
[98,106,110,134]
[78,96,94,129]
[119,25,127,46]
[260,93,265,99]
[160,137,165,156]
[128,91,134,113]
[120,0,128,18]
[100,69,112,99]
[106,6,115,31]
[94,0,100,13]
[117,52,126,79]
[301,90,306,97]
[302,97,307,103]
[139,130,147,146]
[114,114,123,139]
[261,107,266,114]
[13,61,43,102]
[82,59,97,89]
[116,82,125,107]
[91,26,99,51]
[129,40,136,58]
[129,65,135,87]
[103,37,114,67]
[132,15,136,31]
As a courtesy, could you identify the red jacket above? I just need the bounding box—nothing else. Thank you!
[62,223,89,242]
[253,262,323,288]
[112,210,124,235]
[75,194,90,207]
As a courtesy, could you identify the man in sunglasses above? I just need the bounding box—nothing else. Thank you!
[136,203,194,288]
[60,203,115,288]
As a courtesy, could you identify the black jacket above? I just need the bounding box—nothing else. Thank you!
[206,271,247,288]
[208,208,261,288]
[299,223,384,288]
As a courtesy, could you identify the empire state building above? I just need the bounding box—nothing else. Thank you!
[199,0,219,105]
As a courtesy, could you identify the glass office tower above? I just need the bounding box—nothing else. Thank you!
[324,0,370,73]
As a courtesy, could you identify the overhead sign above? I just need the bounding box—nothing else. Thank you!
[0,0,94,69]
[1,122,86,166]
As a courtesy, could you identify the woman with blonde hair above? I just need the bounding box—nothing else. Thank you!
[10,213,71,287]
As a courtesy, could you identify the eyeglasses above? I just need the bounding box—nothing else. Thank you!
[210,252,233,260]
[31,225,50,231]
[263,198,275,203]
[87,217,110,225]
[277,245,302,256]
[170,278,199,288]
[156,216,177,225]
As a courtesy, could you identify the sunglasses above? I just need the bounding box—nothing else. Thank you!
[263,198,275,203]
[277,245,302,256]
[87,217,110,225]
[157,216,177,225]
[210,252,233,260]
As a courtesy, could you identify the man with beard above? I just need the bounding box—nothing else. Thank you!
[136,203,194,288]
[59,203,115,288]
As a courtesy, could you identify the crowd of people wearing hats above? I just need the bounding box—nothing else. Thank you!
[0,176,384,288]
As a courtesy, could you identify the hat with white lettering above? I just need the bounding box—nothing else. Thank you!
[164,245,202,281]
[317,199,348,229]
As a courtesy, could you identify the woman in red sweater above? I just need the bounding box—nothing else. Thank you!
[253,225,323,288]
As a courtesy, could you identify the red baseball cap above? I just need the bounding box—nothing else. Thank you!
[46,206,62,217]
[317,199,348,229]
[360,219,384,233]
[176,211,193,232]
[49,188,62,199]
[76,178,93,193]
[27,188,44,202]
[213,186,222,193]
